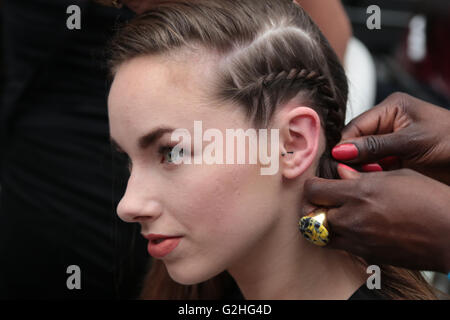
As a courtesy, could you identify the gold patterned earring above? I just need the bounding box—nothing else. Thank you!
[299,208,331,247]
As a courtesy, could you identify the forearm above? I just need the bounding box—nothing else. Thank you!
[295,0,352,62]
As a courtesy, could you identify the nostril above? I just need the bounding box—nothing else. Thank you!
[133,216,148,222]
[118,199,163,223]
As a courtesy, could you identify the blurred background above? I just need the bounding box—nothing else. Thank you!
[344,0,450,295]
[0,0,448,298]
[342,0,450,114]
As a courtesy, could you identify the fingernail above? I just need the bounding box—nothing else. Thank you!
[338,163,358,172]
[362,163,383,172]
[332,143,359,161]
[379,156,400,167]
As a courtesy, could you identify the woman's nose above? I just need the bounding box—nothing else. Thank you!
[116,179,163,223]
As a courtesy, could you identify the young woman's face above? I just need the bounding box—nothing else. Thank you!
[108,53,284,285]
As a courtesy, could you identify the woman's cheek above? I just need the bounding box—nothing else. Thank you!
[179,164,252,234]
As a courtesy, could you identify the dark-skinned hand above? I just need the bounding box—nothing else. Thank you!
[304,93,450,272]
[332,92,450,184]
[304,165,450,273]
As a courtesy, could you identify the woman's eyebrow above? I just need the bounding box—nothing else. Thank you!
[110,126,176,153]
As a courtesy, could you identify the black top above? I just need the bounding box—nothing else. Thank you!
[224,281,386,300]
[348,284,385,300]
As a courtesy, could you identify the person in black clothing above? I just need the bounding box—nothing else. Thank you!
[0,0,149,298]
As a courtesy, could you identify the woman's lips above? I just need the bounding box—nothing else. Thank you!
[147,237,182,258]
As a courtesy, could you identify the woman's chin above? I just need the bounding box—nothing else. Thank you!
[168,273,210,286]
[166,264,223,286]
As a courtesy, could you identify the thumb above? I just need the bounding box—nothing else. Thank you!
[337,163,361,180]
[333,132,407,164]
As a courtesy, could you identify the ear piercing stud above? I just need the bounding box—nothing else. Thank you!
[281,151,294,156]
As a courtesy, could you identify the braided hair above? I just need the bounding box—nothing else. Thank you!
[109,1,348,179]
[108,0,438,300]
[217,65,347,180]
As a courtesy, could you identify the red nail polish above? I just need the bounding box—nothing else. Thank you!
[379,156,400,167]
[332,144,359,161]
[338,163,358,172]
[362,163,383,172]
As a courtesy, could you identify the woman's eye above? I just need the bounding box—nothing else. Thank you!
[159,145,184,164]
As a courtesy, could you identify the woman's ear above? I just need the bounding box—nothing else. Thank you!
[279,106,321,179]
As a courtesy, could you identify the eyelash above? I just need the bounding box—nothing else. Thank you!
[114,144,183,173]
[158,144,184,165]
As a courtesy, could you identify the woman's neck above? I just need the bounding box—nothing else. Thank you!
[227,203,368,299]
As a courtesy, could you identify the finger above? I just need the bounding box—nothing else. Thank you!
[337,163,361,179]
[361,163,383,172]
[325,206,349,235]
[341,92,410,141]
[301,201,318,218]
[336,162,383,175]
[378,156,401,170]
[325,234,353,251]
[332,131,409,164]
[325,234,370,262]
[304,177,354,207]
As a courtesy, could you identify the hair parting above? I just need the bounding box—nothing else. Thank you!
[108,0,439,300]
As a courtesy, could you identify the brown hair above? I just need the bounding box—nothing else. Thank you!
[107,0,438,300]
